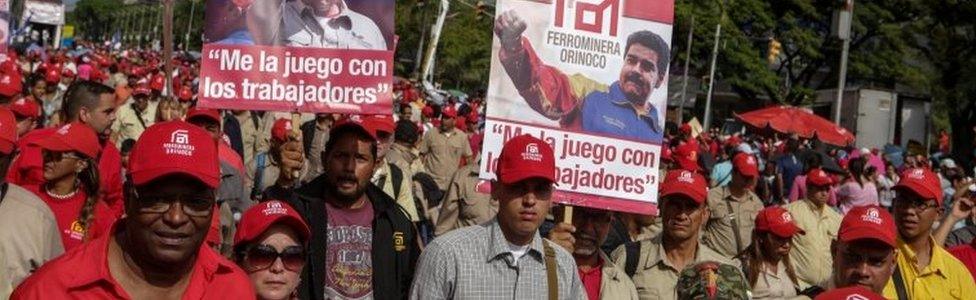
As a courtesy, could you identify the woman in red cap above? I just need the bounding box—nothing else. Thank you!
[27,122,111,250]
[234,200,310,300]
[737,206,806,299]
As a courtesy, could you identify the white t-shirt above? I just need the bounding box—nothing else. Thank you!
[507,241,530,265]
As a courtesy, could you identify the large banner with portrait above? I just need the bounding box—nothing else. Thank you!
[197,0,394,113]
[480,0,673,215]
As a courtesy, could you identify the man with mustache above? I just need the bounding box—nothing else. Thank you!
[610,170,739,300]
[410,134,584,299]
[548,207,638,299]
[828,206,897,294]
[282,117,418,300]
[881,168,976,299]
[493,11,669,143]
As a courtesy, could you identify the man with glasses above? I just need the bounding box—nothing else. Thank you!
[785,168,841,291]
[12,121,255,299]
[611,170,739,300]
[549,206,638,299]
[881,168,976,299]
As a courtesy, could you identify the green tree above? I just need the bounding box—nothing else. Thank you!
[67,0,125,40]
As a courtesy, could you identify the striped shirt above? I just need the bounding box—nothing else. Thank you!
[409,219,585,299]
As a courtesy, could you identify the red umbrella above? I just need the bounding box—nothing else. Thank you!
[735,105,855,146]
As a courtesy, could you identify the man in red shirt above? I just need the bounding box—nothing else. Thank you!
[11,121,255,299]
[7,81,124,217]
[548,206,639,299]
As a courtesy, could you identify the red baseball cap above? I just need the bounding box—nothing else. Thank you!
[44,68,60,84]
[679,123,691,135]
[178,86,193,102]
[441,105,458,118]
[496,134,556,185]
[895,167,943,205]
[806,168,835,186]
[185,107,221,125]
[732,153,759,177]
[62,68,75,78]
[755,206,804,238]
[150,74,165,91]
[839,206,896,248]
[133,83,151,96]
[363,114,395,135]
[128,121,220,188]
[814,286,885,300]
[271,118,292,143]
[0,107,16,154]
[0,71,21,97]
[31,122,101,159]
[660,170,708,204]
[9,96,40,119]
[330,116,378,141]
[674,142,700,172]
[234,200,311,246]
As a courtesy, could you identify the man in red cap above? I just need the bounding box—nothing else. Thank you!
[785,168,842,290]
[7,96,40,137]
[8,81,125,217]
[411,134,583,299]
[419,105,473,190]
[363,115,422,226]
[610,170,739,300]
[881,168,976,299]
[11,121,255,299]
[0,107,64,296]
[827,206,898,294]
[111,83,155,148]
[702,152,764,258]
[673,141,700,173]
[283,117,418,300]
[252,118,307,201]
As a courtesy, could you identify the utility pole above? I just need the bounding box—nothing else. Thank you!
[420,0,449,86]
[703,2,725,131]
[832,0,854,125]
[163,0,174,95]
[185,0,196,51]
[677,15,694,125]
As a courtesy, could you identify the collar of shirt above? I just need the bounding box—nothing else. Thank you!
[294,0,349,20]
[717,186,758,203]
[896,237,949,279]
[65,219,241,297]
[643,234,706,271]
[391,143,418,162]
[800,198,832,219]
[761,261,787,279]
[486,218,545,264]
[606,82,661,133]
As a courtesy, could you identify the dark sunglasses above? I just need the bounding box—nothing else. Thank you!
[245,244,305,272]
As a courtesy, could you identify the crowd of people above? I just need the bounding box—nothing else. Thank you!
[0,40,975,300]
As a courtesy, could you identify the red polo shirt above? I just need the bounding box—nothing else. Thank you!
[7,127,125,217]
[26,184,115,251]
[577,260,603,300]
[11,220,256,300]
[948,239,976,278]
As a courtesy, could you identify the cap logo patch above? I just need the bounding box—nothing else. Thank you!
[522,143,543,161]
[262,201,288,215]
[746,156,755,165]
[57,123,71,135]
[781,212,792,223]
[818,170,826,177]
[678,170,695,183]
[908,168,925,180]
[861,208,883,225]
[164,129,195,156]
[846,295,868,300]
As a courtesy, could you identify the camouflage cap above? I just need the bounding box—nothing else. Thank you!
[676,261,750,300]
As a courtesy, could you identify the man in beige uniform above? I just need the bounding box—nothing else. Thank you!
[419,106,472,189]
[110,84,155,148]
[549,206,639,299]
[702,153,764,258]
[611,170,740,300]
[366,115,421,223]
[0,107,63,292]
[387,120,425,176]
[785,168,842,289]
[435,152,496,236]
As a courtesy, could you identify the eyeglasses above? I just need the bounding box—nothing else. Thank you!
[42,150,81,162]
[893,198,939,211]
[245,244,305,272]
[134,192,216,217]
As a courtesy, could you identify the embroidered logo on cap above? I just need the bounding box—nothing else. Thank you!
[678,170,695,183]
[521,143,543,161]
[262,201,288,215]
[746,156,756,165]
[57,123,71,135]
[908,168,925,180]
[846,295,868,300]
[164,129,195,156]
[781,211,793,223]
[861,207,883,224]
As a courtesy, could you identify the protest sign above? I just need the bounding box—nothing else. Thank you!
[0,0,8,61]
[481,0,674,215]
[197,0,395,114]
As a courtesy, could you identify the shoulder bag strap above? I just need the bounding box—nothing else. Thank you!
[892,265,908,300]
[624,241,640,277]
[543,241,559,300]
[724,193,744,253]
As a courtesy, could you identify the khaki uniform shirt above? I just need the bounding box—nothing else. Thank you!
[0,184,64,287]
[0,245,9,299]
[435,163,496,236]
[420,128,472,189]
[702,186,764,258]
[372,163,420,222]
[610,235,740,300]
[784,199,841,289]
[751,261,807,300]
[234,111,262,168]
[596,251,639,300]
[112,100,156,147]
[387,143,426,177]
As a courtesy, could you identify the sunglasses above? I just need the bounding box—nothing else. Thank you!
[245,244,305,272]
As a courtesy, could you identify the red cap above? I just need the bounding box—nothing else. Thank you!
[0,71,21,97]
[234,200,311,246]
[133,83,151,96]
[806,168,835,186]
[185,107,221,125]
[496,134,556,185]
[839,206,896,248]
[895,168,943,205]
[674,142,699,172]
[466,111,479,124]
[31,122,101,159]
[660,145,673,162]
[150,74,165,91]
[441,105,457,118]
[62,68,75,78]
[178,86,193,101]
[726,135,742,147]
[755,206,804,238]
[679,123,691,134]
[421,106,434,118]
[660,170,708,204]
[363,114,395,135]
[271,118,292,143]
[128,121,220,188]
[0,107,16,154]
[814,286,886,300]
[330,116,378,141]
[44,68,60,83]
[9,96,40,119]
[732,153,759,177]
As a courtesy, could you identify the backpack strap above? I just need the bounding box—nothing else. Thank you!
[624,241,641,278]
[389,163,403,201]
[542,241,559,300]
[892,265,908,300]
